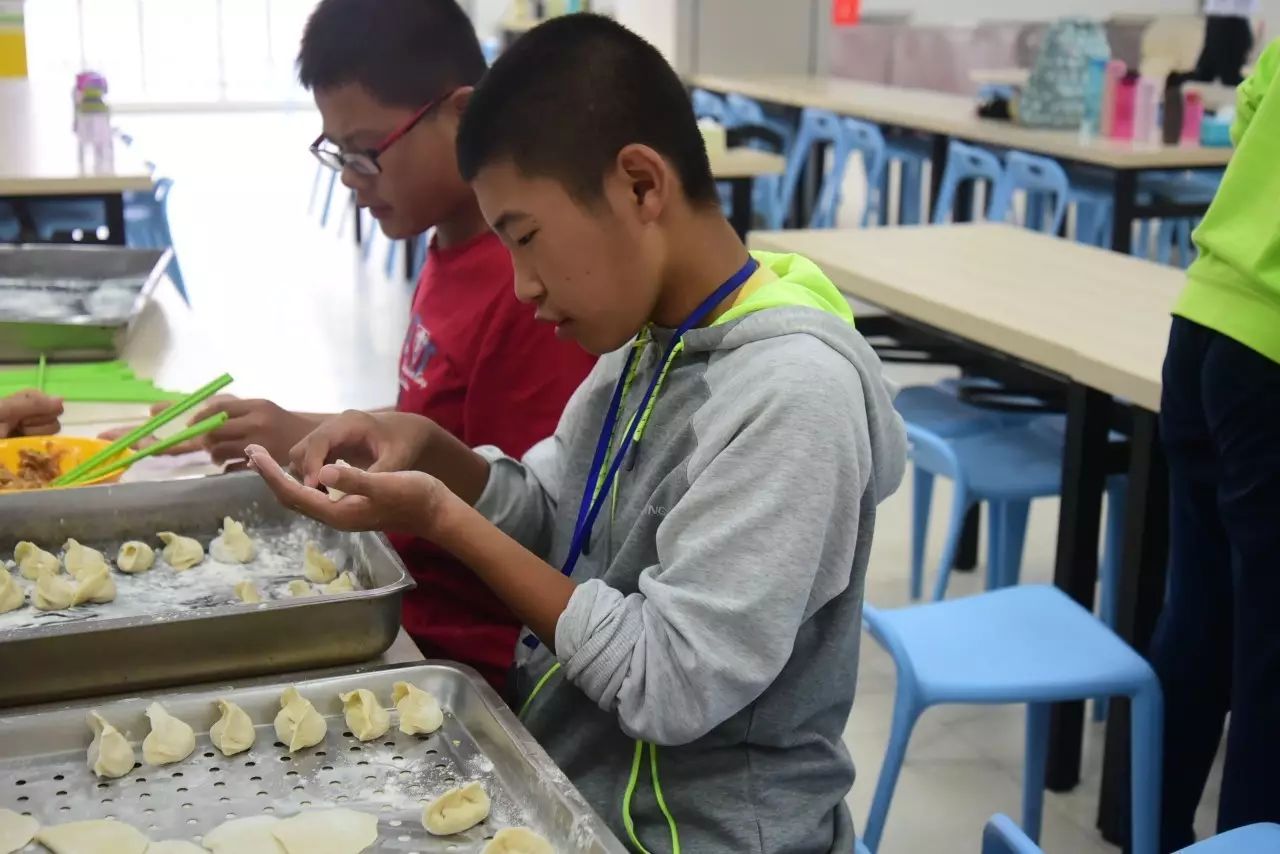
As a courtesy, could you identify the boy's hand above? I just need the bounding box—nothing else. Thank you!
[246,444,454,539]
[99,396,318,463]
[288,410,436,489]
[0,390,64,438]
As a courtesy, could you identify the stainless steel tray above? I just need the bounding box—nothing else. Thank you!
[0,472,414,708]
[0,243,171,362]
[0,662,627,852]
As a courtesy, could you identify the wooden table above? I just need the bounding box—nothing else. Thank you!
[0,81,153,244]
[969,68,1031,88]
[749,223,1179,842]
[694,72,1232,251]
[708,146,785,237]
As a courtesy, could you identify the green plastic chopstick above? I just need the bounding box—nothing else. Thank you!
[67,412,230,485]
[36,355,46,393]
[52,372,233,486]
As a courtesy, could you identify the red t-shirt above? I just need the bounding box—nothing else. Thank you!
[392,230,595,689]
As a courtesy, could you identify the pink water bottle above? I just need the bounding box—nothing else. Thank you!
[1099,59,1125,138]
[1181,91,1205,145]
[1133,76,1158,143]
[1110,72,1139,140]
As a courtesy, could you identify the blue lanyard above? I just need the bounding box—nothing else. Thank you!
[560,256,759,579]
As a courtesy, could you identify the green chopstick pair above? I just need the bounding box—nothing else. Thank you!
[0,359,183,404]
[52,373,235,487]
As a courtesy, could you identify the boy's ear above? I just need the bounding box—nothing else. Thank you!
[444,86,474,119]
[614,143,670,225]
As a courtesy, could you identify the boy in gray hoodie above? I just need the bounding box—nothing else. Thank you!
[248,14,906,852]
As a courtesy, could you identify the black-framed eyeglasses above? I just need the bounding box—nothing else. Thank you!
[309,90,453,176]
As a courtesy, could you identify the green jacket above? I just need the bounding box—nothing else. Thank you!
[1175,39,1280,365]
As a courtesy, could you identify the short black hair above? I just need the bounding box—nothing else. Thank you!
[457,14,718,206]
[297,0,487,108]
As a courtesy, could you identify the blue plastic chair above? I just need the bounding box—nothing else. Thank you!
[0,201,19,241]
[810,117,888,229]
[124,177,186,303]
[722,93,793,224]
[883,134,932,225]
[861,585,1163,854]
[932,140,1005,224]
[855,839,872,854]
[690,88,729,123]
[983,814,1044,854]
[990,151,1071,234]
[1177,824,1280,852]
[765,108,846,230]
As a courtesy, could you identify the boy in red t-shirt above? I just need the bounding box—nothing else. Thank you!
[108,0,593,687]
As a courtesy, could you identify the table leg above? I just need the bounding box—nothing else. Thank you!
[353,192,362,247]
[103,194,126,245]
[957,506,980,571]
[1110,170,1137,255]
[730,178,753,239]
[404,239,415,280]
[1097,408,1169,847]
[1046,382,1112,791]
[927,134,949,223]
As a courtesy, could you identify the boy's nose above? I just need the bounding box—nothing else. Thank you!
[512,263,544,305]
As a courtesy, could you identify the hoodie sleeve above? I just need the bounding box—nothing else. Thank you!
[553,336,906,746]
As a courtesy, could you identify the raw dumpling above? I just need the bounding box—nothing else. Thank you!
[211,517,256,564]
[393,681,443,736]
[270,808,378,854]
[147,842,206,853]
[32,567,76,611]
[320,572,357,594]
[234,580,264,604]
[422,781,491,835]
[62,538,108,580]
[141,702,196,765]
[87,711,135,779]
[210,698,256,756]
[325,459,354,502]
[483,827,555,854]
[70,562,116,606]
[0,570,24,614]
[339,689,390,741]
[273,686,327,752]
[0,808,39,853]
[158,532,204,570]
[285,580,318,598]
[14,541,59,580]
[116,541,155,573]
[202,816,284,854]
[303,542,337,583]
[35,819,149,854]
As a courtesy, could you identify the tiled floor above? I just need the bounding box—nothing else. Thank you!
[117,111,1227,853]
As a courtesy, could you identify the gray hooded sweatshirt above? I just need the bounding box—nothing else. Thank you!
[474,251,907,853]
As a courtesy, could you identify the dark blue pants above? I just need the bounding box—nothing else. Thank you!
[1153,317,1280,851]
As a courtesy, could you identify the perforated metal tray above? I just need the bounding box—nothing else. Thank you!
[0,662,626,852]
[0,472,413,708]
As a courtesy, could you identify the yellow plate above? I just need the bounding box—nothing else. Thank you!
[0,436,129,491]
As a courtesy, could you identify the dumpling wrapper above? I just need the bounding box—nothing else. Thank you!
[422,781,491,835]
[234,580,264,604]
[393,681,443,736]
[273,686,327,752]
[270,808,378,854]
[210,698,256,756]
[0,570,24,614]
[0,808,39,854]
[87,711,135,779]
[210,516,256,564]
[325,459,354,502]
[303,542,338,583]
[14,541,59,580]
[35,819,149,854]
[202,816,285,854]
[62,538,108,580]
[285,579,318,598]
[483,827,556,854]
[320,571,357,594]
[157,532,204,570]
[339,688,390,741]
[32,567,76,611]
[116,541,155,574]
[147,842,206,853]
[141,701,196,765]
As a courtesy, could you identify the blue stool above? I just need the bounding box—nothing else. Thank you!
[983,814,1044,854]
[861,585,1163,854]
[765,108,846,230]
[1177,824,1280,852]
[932,140,1005,223]
[810,117,887,228]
